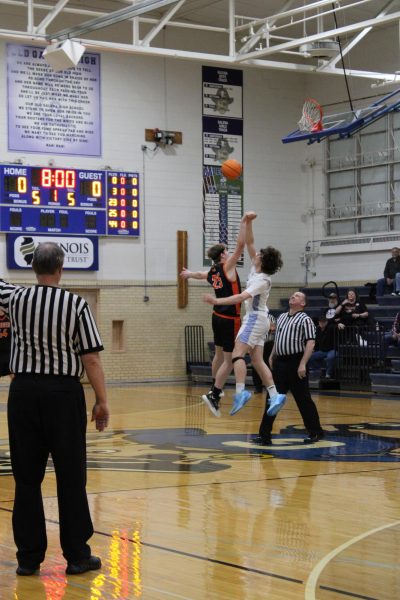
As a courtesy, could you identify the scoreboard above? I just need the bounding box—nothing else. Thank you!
[0,165,139,237]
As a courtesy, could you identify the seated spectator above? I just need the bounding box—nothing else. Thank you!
[335,289,369,329]
[325,292,340,324]
[376,247,400,297]
[308,315,337,379]
[252,314,276,393]
[384,312,400,354]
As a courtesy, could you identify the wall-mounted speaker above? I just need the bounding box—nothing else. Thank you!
[42,40,85,72]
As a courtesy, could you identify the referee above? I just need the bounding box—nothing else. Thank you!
[1,242,110,576]
[258,291,324,445]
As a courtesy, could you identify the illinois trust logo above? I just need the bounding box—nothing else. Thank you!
[0,422,399,475]
[19,236,36,265]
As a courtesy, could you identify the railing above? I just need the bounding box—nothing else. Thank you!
[334,325,385,389]
[184,325,207,374]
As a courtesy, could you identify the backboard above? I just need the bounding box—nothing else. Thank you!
[282,88,400,145]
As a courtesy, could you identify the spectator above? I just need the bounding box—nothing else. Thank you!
[335,289,369,329]
[308,315,337,379]
[384,312,400,354]
[376,247,400,297]
[325,292,340,324]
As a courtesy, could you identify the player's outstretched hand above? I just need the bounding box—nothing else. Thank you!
[245,211,257,221]
[203,293,216,305]
[180,268,191,279]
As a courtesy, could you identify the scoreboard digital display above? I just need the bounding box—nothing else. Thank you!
[0,165,140,237]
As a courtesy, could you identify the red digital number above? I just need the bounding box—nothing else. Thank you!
[41,169,52,187]
[55,170,64,188]
[66,170,76,188]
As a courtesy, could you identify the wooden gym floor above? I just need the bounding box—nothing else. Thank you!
[0,382,399,599]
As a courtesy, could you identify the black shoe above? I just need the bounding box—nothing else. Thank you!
[16,565,40,576]
[201,392,221,417]
[303,432,325,444]
[250,435,272,446]
[66,555,101,575]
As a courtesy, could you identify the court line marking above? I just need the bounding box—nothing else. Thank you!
[304,520,400,600]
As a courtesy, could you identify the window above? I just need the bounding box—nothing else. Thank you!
[326,113,400,236]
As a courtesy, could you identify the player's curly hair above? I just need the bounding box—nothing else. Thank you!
[260,246,283,275]
[207,244,226,263]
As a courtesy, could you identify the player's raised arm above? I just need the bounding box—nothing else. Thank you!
[224,211,256,275]
[245,212,257,261]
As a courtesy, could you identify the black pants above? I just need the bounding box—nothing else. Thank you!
[7,374,93,568]
[259,354,323,438]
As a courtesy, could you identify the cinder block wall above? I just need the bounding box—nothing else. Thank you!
[9,278,370,383]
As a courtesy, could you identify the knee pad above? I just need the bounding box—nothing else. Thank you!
[232,356,247,365]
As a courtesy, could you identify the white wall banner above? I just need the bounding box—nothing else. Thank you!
[7,43,101,156]
[7,234,99,270]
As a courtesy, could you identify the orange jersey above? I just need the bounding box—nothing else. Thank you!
[207,264,241,318]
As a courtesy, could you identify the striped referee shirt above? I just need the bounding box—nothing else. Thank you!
[275,310,316,356]
[0,280,103,377]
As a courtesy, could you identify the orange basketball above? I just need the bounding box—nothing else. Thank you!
[221,159,242,180]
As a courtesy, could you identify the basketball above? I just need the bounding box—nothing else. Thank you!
[221,159,242,180]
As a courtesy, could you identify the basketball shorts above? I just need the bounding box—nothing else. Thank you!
[212,313,240,353]
[236,312,269,349]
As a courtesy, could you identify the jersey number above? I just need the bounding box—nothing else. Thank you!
[212,274,223,289]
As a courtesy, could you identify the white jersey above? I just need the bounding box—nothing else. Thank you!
[236,264,272,348]
[243,265,271,315]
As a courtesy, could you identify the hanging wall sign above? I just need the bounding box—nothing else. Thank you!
[202,66,243,266]
[6,234,99,270]
[7,43,101,156]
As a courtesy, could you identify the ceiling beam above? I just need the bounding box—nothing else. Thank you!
[238,0,296,56]
[140,0,185,46]
[35,0,70,34]
[320,0,398,69]
[237,11,400,62]
[47,0,180,41]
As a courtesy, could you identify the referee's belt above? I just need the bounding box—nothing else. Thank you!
[275,353,303,361]
[14,373,80,382]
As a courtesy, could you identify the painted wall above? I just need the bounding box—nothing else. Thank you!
[0,41,311,285]
[2,23,397,381]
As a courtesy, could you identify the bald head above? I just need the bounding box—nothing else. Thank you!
[32,242,64,275]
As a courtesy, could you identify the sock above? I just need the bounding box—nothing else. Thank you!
[213,386,222,398]
[267,385,277,397]
[236,383,245,394]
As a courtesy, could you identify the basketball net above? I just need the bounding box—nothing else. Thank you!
[298,98,323,132]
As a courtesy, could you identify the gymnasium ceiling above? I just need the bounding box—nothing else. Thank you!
[1,0,400,82]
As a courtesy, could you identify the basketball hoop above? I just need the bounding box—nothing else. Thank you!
[298,98,323,132]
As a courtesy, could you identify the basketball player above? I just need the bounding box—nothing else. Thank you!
[203,213,286,416]
[180,212,255,416]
